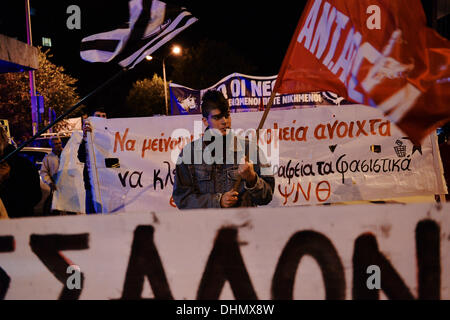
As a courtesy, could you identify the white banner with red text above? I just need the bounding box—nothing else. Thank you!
[53,105,446,214]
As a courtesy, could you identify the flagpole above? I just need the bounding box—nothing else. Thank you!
[232,86,279,191]
[231,14,305,191]
[0,68,127,164]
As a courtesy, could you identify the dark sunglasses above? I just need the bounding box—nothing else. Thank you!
[211,112,230,121]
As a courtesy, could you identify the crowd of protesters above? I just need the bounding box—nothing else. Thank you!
[0,106,97,219]
[0,91,277,218]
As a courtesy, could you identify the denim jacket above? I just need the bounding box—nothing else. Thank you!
[172,132,275,209]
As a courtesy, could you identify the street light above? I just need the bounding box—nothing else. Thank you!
[172,45,181,55]
[163,45,182,116]
[145,45,182,116]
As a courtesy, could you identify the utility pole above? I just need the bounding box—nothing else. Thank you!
[162,58,169,115]
[25,0,38,135]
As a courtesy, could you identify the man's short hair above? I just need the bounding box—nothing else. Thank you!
[49,137,61,146]
[90,107,106,116]
[201,90,229,118]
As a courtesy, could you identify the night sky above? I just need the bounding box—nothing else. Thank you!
[0,0,308,114]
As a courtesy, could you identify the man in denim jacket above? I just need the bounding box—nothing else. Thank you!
[172,90,274,209]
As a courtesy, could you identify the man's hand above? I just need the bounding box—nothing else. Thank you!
[50,182,57,192]
[238,157,257,187]
[82,121,92,140]
[221,190,239,208]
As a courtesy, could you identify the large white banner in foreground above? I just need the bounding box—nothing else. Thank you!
[53,105,446,213]
[0,203,449,299]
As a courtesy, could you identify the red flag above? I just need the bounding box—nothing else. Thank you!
[275,0,450,143]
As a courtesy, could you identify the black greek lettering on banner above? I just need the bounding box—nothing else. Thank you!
[29,234,89,300]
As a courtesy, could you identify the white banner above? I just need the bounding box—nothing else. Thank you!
[52,131,85,213]
[0,203,449,299]
[54,105,446,213]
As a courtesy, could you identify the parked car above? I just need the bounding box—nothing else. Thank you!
[19,147,52,171]
[18,147,52,216]
[27,132,72,149]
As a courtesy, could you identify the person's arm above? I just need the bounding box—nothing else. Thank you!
[77,120,91,163]
[244,164,274,205]
[240,144,274,206]
[77,140,86,163]
[40,155,53,186]
[172,161,222,209]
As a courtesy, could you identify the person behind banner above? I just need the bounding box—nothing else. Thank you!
[40,137,63,215]
[172,90,274,209]
[0,126,42,218]
[77,107,107,214]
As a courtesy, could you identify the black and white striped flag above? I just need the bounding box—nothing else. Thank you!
[321,91,345,105]
[80,0,197,69]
